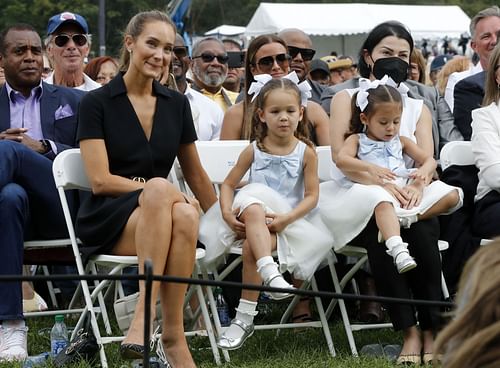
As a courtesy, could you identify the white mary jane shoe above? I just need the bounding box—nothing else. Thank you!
[216,318,254,350]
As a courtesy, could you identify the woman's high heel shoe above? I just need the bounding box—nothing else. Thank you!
[423,352,442,365]
[396,353,422,365]
[120,343,145,359]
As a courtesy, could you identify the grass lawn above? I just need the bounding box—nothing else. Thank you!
[1,306,403,368]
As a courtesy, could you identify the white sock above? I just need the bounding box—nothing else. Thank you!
[385,236,403,253]
[2,320,25,328]
[223,299,257,339]
[256,256,291,289]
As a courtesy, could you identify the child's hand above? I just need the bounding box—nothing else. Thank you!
[367,164,396,185]
[265,213,290,233]
[401,184,423,209]
[222,207,246,237]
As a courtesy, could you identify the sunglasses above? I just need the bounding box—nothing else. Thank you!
[254,53,291,71]
[53,33,88,48]
[288,46,316,61]
[192,53,229,64]
[173,46,188,59]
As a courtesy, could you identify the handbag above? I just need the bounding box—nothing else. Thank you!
[53,311,99,367]
[113,292,162,335]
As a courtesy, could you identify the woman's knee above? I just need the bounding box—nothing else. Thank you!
[172,203,199,238]
[140,178,182,209]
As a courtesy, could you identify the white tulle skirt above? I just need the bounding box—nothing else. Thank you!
[318,179,463,250]
[199,183,334,280]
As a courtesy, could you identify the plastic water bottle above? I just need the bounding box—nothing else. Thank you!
[215,288,230,327]
[50,315,69,357]
[23,352,50,367]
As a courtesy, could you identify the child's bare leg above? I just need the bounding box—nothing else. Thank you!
[375,202,417,273]
[374,202,400,241]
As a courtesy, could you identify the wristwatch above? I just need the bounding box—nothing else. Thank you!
[39,139,51,154]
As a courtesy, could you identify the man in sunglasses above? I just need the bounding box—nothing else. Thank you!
[44,12,100,91]
[190,37,239,112]
[0,23,83,362]
[278,28,325,104]
[172,34,223,140]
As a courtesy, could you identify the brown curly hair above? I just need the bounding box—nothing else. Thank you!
[252,78,314,153]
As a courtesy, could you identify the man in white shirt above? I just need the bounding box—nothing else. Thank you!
[44,12,100,91]
[444,6,500,112]
[173,34,223,141]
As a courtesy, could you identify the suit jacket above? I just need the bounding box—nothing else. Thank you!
[453,71,486,140]
[0,81,84,160]
[319,77,462,158]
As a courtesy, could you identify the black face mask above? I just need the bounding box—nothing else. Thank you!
[371,57,409,84]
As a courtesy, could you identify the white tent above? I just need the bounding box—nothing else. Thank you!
[205,25,246,37]
[245,3,471,58]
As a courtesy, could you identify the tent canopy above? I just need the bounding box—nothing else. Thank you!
[245,3,471,40]
[205,25,246,37]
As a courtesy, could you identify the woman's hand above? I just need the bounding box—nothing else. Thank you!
[222,207,246,238]
[401,183,424,209]
[382,182,410,207]
[367,164,397,185]
[265,213,290,233]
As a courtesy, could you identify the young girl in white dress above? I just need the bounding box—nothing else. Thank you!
[336,78,463,273]
[207,74,332,350]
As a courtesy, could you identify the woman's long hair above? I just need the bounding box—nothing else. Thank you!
[434,242,500,368]
[241,34,288,140]
[119,10,176,72]
[483,43,500,106]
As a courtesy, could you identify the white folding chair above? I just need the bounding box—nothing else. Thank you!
[440,141,491,247]
[193,141,337,361]
[316,145,451,356]
[52,149,221,367]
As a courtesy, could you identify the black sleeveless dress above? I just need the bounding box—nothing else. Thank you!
[75,73,197,259]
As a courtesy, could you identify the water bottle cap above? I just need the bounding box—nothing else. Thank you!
[55,315,64,322]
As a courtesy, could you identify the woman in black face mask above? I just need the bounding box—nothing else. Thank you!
[320,21,441,365]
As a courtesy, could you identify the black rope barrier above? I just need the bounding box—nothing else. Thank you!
[0,272,454,308]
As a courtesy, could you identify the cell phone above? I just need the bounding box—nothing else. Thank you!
[227,51,245,68]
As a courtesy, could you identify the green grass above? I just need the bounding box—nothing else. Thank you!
[2,310,402,368]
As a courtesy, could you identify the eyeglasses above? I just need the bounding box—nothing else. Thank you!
[192,53,229,64]
[254,53,291,71]
[287,46,316,61]
[173,46,188,59]
[53,33,88,48]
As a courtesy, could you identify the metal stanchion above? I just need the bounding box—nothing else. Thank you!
[143,259,153,368]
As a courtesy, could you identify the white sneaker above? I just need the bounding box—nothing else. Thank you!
[0,324,28,361]
[399,215,418,229]
[387,243,417,274]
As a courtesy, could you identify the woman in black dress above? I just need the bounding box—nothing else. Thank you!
[76,10,216,367]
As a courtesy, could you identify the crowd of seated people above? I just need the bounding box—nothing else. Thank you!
[1,5,499,366]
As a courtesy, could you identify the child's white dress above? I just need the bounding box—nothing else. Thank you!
[199,141,333,280]
[319,90,463,250]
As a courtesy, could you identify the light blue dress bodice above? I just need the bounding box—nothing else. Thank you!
[357,133,415,178]
[249,140,306,208]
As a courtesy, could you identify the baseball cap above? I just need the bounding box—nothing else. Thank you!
[430,54,453,72]
[47,12,89,36]
[320,55,352,70]
[310,59,330,75]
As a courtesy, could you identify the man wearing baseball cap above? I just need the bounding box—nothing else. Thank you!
[44,12,100,91]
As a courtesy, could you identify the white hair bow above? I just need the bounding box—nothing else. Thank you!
[248,71,312,107]
[356,75,409,111]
